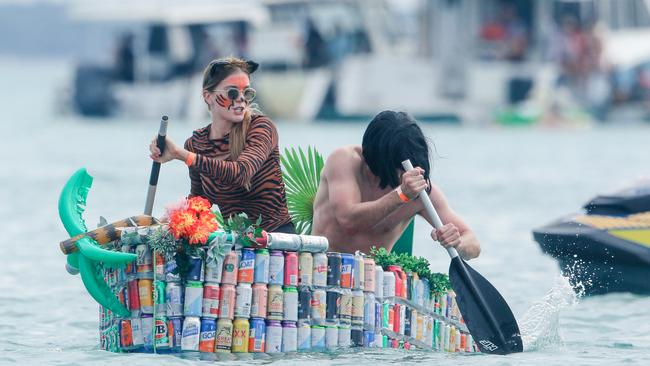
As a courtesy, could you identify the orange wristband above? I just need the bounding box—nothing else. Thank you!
[396,186,410,202]
[185,152,196,167]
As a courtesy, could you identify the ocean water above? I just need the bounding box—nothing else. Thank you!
[2,59,650,365]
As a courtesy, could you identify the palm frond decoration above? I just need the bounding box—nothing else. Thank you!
[281,146,325,234]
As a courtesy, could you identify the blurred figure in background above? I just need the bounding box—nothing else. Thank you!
[303,18,329,68]
[113,32,135,83]
[479,2,528,61]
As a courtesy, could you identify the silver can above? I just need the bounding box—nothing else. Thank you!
[234,283,252,318]
[310,289,326,325]
[180,316,201,352]
[165,282,184,317]
[297,321,311,351]
[298,235,329,252]
[325,325,339,349]
[352,252,364,290]
[312,253,328,288]
[338,325,351,348]
[267,232,301,251]
[204,258,224,284]
[298,252,313,286]
[351,290,364,328]
[135,244,151,265]
[283,287,298,322]
[382,272,395,298]
[374,266,384,299]
[363,292,376,331]
[282,321,298,352]
[265,320,283,353]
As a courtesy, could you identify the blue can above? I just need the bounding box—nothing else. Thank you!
[165,258,180,282]
[268,250,284,286]
[254,249,270,284]
[187,256,204,282]
[168,317,183,351]
[341,253,354,289]
[199,317,216,352]
[363,330,375,347]
[374,302,382,331]
[249,318,266,352]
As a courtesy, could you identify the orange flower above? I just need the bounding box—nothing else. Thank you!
[188,196,212,213]
[188,223,212,245]
[198,212,218,232]
[169,210,197,239]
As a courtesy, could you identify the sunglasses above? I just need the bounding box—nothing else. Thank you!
[214,87,256,102]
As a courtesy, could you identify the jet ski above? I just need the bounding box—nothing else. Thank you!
[533,181,650,295]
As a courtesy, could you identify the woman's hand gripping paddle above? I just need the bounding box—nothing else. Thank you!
[144,115,168,215]
[401,159,523,355]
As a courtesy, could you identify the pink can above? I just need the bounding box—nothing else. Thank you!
[221,251,239,285]
[251,283,268,318]
[284,252,299,287]
[219,284,236,320]
[363,258,375,293]
[202,283,221,318]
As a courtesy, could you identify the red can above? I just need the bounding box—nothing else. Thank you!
[393,303,401,334]
[284,252,298,287]
[219,284,236,320]
[128,280,140,311]
[221,251,239,285]
[154,252,166,278]
[251,283,268,318]
[202,283,221,318]
[119,319,134,348]
[387,265,406,298]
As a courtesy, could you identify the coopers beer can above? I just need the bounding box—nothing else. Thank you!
[181,316,200,352]
[248,318,266,353]
[282,321,297,352]
[198,317,216,353]
[232,318,250,353]
[312,253,328,287]
[238,248,255,283]
[265,320,282,353]
[268,250,284,286]
[254,249,270,284]
[215,318,233,353]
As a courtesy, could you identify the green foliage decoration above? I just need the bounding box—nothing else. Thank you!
[280,146,324,234]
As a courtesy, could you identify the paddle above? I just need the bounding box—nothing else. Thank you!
[401,159,523,355]
[144,115,169,215]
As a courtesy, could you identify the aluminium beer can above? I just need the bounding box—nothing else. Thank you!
[267,285,284,321]
[219,284,236,320]
[339,289,352,325]
[248,317,266,353]
[131,317,144,349]
[250,283,268,318]
[297,320,311,350]
[165,257,181,283]
[183,281,203,317]
[201,283,220,318]
[267,232,301,251]
[234,283,252,318]
[298,286,311,321]
[340,253,354,289]
[167,317,182,351]
[312,252,328,288]
[351,290,364,328]
[326,252,342,287]
[310,325,325,349]
[374,265,384,299]
[338,325,351,348]
[238,248,255,284]
[268,250,284,286]
[215,318,233,353]
[141,314,153,351]
[138,279,153,314]
[284,252,299,286]
[352,252,364,290]
[363,258,375,293]
[165,281,183,317]
[180,316,200,352]
[310,288,326,324]
[231,317,250,353]
[325,325,339,349]
[282,321,297,352]
[253,248,270,284]
[265,320,283,353]
[204,257,224,284]
[283,286,298,322]
[363,292,375,331]
[187,256,204,282]
[298,235,329,253]
[198,317,216,353]
[382,272,396,298]
[326,290,340,322]
[221,251,239,285]
[298,252,313,286]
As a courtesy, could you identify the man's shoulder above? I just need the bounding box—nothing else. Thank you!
[323,146,362,177]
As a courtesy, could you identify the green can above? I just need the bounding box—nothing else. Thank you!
[382,302,389,328]
[154,315,170,349]
[153,280,166,314]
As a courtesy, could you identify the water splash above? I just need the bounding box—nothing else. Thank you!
[519,275,582,351]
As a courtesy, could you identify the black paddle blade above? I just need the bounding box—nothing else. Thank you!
[449,257,523,355]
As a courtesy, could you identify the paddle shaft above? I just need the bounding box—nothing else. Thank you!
[144,116,168,215]
[401,159,508,348]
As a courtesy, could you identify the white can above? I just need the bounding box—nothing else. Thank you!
[282,322,297,352]
[325,325,339,349]
[283,287,298,322]
[352,252,364,290]
[130,317,144,347]
[374,266,384,299]
[312,253,328,288]
[204,258,224,283]
[299,235,329,253]
[234,283,252,318]
[382,272,395,298]
[267,232,301,251]
[266,320,283,353]
[338,325,351,348]
[311,325,325,349]
[180,316,201,351]
[297,321,311,350]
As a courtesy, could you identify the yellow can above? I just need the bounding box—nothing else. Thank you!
[231,318,250,353]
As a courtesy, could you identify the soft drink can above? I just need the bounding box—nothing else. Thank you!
[374,266,384,299]
[325,325,338,349]
[297,320,311,350]
[202,283,220,318]
[131,317,144,349]
[338,325,351,348]
[267,232,301,251]
[283,286,298,322]
[165,257,180,282]
[254,248,270,284]
[326,290,340,322]
[340,253,354,288]
[215,318,233,353]
[267,285,284,320]
[383,272,396,298]
[198,317,216,353]
[167,317,182,351]
[141,314,153,350]
[312,253,328,287]
[136,244,151,265]
[183,281,203,317]
[351,290,364,328]
[235,283,252,318]
[181,316,200,352]
[298,286,311,321]
[238,248,255,283]
[353,252,364,290]
[219,284,236,320]
[282,321,297,352]
[119,319,134,349]
[351,328,363,347]
[221,251,239,285]
[298,235,329,252]
[154,280,166,314]
[363,258,375,293]
[154,315,170,349]
[268,250,284,286]
[392,303,400,333]
[138,279,153,314]
[387,265,405,298]
[310,289,326,324]
[232,317,250,353]
[363,292,375,331]
[128,279,140,311]
[363,330,375,347]
[298,252,313,286]
[374,302,382,332]
[284,252,299,286]
[265,320,283,353]
[154,252,165,279]
[204,258,224,283]
[251,283,268,318]
[187,256,204,282]
[248,317,266,353]
[339,289,352,324]
[326,252,342,287]
[311,325,326,349]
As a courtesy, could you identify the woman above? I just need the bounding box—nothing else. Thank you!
[150,57,294,233]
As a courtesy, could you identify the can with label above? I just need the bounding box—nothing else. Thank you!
[221,251,239,285]
[251,283,268,318]
[202,283,220,318]
[128,279,140,312]
[122,245,136,276]
[298,286,311,321]
[154,251,165,279]
[382,272,396,298]
[351,328,363,347]
[204,257,224,283]
[353,252,364,290]
[234,283,252,318]
[238,248,255,283]
[299,235,329,253]
[298,252,313,286]
[374,302,382,333]
[325,325,339,349]
[399,303,406,335]
[141,314,153,351]
[119,319,134,349]
[187,255,204,282]
[248,317,266,353]
[154,280,166,314]
[183,281,203,317]
[167,317,182,351]
[254,248,270,284]
[284,252,299,286]
[326,252,342,287]
[363,258,375,293]
[312,253,328,288]
[198,317,216,353]
[311,325,326,349]
[404,307,412,337]
[131,317,144,349]
[326,290,340,322]
[340,253,353,288]
[392,303,400,334]
[283,286,298,322]
[297,320,311,351]
[363,330,375,347]
[180,316,200,352]
[138,279,153,314]
[154,315,170,349]
[339,289,352,325]
[351,290,364,328]
[310,288,326,324]
[282,321,297,352]
[338,325,351,348]
[267,285,284,321]
[136,244,152,266]
[219,284,236,320]
[363,292,375,331]
[215,318,233,353]
[165,282,183,317]
[165,257,181,283]
[232,317,250,353]
[374,266,384,299]
[268,250,284,286]
[416,313,424,341]
[267,232,301,251]
[265,320,283,353]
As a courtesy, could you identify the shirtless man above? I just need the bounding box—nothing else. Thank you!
[312,111,480,259]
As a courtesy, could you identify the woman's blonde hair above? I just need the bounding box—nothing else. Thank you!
[202,57,261,162]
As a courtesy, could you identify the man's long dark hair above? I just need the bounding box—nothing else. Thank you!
[362,110,431,189]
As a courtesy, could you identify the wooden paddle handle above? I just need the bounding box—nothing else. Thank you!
[401,159,459,259]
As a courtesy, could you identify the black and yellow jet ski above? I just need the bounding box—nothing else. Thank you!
[533,182,650,295]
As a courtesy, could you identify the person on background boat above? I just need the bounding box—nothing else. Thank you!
[311,111,480,258]
[149,57,294,233]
